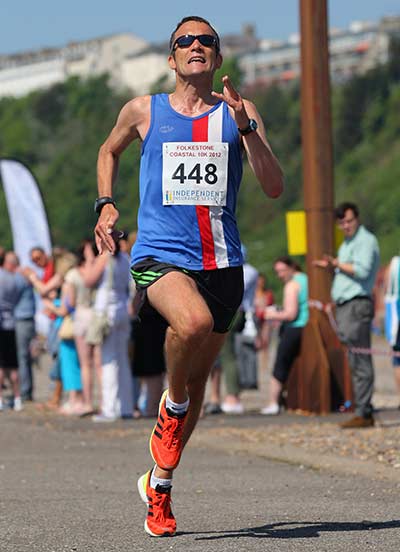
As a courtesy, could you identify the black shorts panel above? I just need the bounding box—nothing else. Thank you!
[0,329,18,369]
[131,258,244,334]
[273,325,303,384]
[130,312,167,377]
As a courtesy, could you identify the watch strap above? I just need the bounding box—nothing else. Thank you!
[238,118,258,136]
[94,196,116,214]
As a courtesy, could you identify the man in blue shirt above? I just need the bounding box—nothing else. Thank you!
[11,253,36,402]
[315,202,380,428]
[0,251,26,411]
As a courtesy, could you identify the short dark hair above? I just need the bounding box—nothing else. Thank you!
[274,255,302,272]
[169,16,220,54]
[334,202,359,220]
[30,246,45,255]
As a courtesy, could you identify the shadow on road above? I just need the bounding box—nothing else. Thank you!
[177,519,400,540]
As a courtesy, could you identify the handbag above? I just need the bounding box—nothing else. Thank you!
[58,314,75,341]
[384,256,400,345]
[86,257,114,346]
[86,312,110,345]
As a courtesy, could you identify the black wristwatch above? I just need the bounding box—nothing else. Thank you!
[238,118,258,136]
[94,196,116,214]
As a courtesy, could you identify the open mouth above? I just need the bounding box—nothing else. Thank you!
[188,57,206,64]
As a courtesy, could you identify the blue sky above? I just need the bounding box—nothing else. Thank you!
[1,0,399,54]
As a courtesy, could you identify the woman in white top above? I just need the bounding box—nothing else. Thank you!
[82,242,133,421]
[65,240,102,415]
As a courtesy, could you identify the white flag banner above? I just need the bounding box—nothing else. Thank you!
[0,159,52,266]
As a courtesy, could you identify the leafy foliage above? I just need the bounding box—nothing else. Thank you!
[0,42,399,292]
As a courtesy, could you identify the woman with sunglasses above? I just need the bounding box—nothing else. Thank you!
[94,15,283,537]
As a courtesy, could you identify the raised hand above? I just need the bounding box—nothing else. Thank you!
[94,204,120,255]
[211,75,244,112]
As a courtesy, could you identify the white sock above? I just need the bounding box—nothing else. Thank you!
[150,470,173,490]
[166,393,189,415]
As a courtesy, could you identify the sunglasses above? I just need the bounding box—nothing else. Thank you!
[31,255,43,263]
[172,34,219,52]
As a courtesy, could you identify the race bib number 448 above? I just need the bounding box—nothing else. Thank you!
[162,142,229,206]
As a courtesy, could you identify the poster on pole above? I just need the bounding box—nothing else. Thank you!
[286,210,344,255]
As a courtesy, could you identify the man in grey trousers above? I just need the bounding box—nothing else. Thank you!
[314,202,380,428]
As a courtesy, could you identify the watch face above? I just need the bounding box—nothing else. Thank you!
[249,119,258,131]
[240,119,258,135]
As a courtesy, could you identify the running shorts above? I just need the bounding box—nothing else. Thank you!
[131,258,244,333]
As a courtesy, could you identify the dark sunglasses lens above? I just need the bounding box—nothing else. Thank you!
[174,34,217,50]
[198,35,216,47]
[175,35,196,48]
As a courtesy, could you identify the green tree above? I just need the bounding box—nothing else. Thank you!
[213,57,243,93]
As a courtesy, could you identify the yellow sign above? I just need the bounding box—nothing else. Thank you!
[286,210,344,255]
[335,225,344,251]
[286,211,306,255]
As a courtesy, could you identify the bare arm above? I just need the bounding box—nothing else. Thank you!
[80,253,109,288]
[265,280,299,322]
[212,76,284,198]
[313,255,355,276]
[28,272,63,298]
[42,282,73,317]
[95,95,151,254]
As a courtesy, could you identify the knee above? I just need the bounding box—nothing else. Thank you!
[172,312,214,348]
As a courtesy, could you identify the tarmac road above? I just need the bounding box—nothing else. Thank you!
[1,411,399,552]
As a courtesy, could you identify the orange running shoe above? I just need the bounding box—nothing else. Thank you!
[137,470,176,537]
[150,389,187,470]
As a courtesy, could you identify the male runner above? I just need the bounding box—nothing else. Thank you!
[94,15,283,537]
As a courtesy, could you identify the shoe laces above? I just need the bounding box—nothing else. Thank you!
[164,415,185,449]
[152,489,173,521]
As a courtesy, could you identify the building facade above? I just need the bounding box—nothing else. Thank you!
[238,16,400,90]
[0,16,399,99]
[0,33,163,98]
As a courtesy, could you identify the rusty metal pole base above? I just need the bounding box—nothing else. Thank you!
[286,308,353,414]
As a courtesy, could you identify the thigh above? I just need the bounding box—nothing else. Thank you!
[273,326,302,383]
[337,300,373,346]
[353,300,374,347]
[75,335,91,367]
[147,271,213,333]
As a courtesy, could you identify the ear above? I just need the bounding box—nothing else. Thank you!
[168,54,177,71]
[215,52,223,70]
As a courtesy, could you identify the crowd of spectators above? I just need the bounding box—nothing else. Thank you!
[0,233,168,420]
[1,206,398,423]
[0,235,283,420]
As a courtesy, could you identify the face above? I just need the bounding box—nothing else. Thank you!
[336,208,359,238]
[257,275,266,289]
[168,21,222,77]
[31,249,47,268]
[4,253,18,272]
[274,261,294,283]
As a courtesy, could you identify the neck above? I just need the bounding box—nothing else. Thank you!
[169,76,218,116]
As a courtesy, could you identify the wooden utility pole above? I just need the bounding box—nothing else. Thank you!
[300,0,334,297]
[286,0,352,413]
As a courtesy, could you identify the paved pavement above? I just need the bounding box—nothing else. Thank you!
[1,410,400,551]
[1,336,400,551]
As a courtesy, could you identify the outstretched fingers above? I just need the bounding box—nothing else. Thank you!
[94,208,119,254]
[212,75,242,110]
